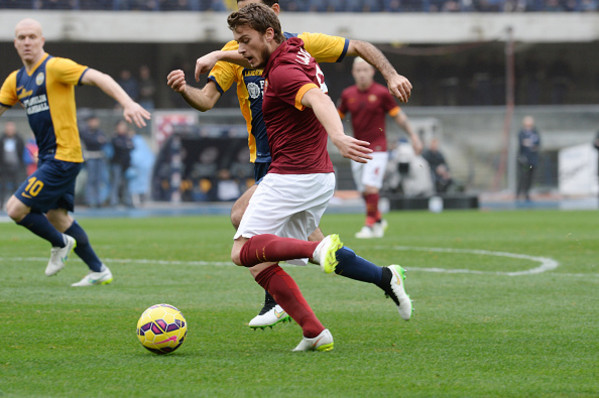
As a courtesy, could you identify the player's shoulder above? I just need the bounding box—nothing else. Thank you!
[46,55,82,70]
[221,39,239,51]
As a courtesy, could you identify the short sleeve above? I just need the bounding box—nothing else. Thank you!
[299,32,349,64]
[381,89,400,116]
[269,64,317,110]
[47,57,88,86]
[0,71,19,107]
[208,40,241,94]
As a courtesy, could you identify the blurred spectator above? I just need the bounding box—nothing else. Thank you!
[138,65,156,111]
[0,121,25,209]
[35,0,74,9]
[80,114,109,208]
[129,131,155,206]
[117,69,139,104]
[543,0,564,11]
[110,120,135,207]
[0,0,24,8]
[23,132,38,176]
[216,168,240,201]
[422,137,453,194]
[516,115,541,201]
[160,0,191,10]
[79,0,114,9]
[580,0,598,11]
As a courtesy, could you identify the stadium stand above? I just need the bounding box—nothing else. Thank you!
[0,0,597,11]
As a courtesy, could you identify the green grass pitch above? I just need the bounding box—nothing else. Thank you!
[1,209,598,397]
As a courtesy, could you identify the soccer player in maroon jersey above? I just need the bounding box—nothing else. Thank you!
[338,57,422,239]
[226,3,413,352]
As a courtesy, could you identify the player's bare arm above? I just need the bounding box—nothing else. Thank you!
[302,88,372,163]
[194,51,251,81]
[167,69,221,112]
[81,68,151,128]
[395,111,422,155]
[347,40,412,103]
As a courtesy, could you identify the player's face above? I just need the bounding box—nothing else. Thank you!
[14,20,45,65]
[234,25,271,69]
[352,61,376,89]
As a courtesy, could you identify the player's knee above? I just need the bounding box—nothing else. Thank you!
[6,196,28,222]
[230,205,242,230]
[230,246,243,266]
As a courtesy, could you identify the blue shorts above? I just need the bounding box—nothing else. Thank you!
[15,155,82,213]
[253,161,270,183]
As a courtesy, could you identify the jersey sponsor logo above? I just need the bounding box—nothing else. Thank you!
[368,94,378,103]
[23,94,50,115]
[16,85,33,100]
[35,72,45,86]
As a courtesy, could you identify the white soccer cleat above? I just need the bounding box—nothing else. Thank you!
[292,328,334,352]
[355,226,375,239]
[71,266,113,287]
[248,304,291,330]
[45,235,77,276]
[312,234,343,274]
[372,219,388,238]
[385,264,413,321]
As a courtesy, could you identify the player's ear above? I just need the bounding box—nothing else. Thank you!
[265,27,274,42]
[271,3,280,14]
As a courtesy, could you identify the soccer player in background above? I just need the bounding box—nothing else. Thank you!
[338,57,422,239]
[167,0,413,329]
[226,3,412,351]
[0,18,151,286]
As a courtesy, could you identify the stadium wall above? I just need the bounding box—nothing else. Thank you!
[1,11,599,43]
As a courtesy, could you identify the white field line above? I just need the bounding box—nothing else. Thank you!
[378,246,559,276]
[3,247,594,277]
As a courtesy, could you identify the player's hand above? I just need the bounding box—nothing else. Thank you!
[123,102,151,128]
[332,135,373,163]
[195,53,219,81]
[387,73,413,103]
[167,69,187,93]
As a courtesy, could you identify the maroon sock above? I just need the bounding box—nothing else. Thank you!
[239,234,319,267]
[255,264,324,338]
[364,193,380,226]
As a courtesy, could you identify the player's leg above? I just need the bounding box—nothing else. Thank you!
[230,183,256,230]
[7,166,77,277]
[355,152,388,238]
[232,240,332,351]
[230,183,286,327]
[46,209,112,286]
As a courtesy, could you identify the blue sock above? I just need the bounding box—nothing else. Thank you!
[64,221,103,272]
[335,246,383,285]
[17,212,65,247]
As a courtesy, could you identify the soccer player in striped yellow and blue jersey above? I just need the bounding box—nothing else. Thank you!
[0,18,151,286]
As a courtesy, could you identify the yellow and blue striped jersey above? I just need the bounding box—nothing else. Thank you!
[0,53,88,163]
[208,32,349,164]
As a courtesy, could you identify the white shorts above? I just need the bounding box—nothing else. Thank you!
[234,172,336,265]
[351,151,388,192]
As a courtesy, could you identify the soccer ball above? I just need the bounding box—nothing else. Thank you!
[136,304,187,354]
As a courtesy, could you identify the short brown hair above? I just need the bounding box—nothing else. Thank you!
[228,3,284,44]
[237,0,279,5]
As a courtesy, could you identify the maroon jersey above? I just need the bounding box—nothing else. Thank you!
[338,82,400,152]
[262,37,334,174]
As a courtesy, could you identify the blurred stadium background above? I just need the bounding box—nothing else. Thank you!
[1,1,598,209]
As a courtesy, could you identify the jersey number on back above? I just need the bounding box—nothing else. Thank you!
[296,48,328,94]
